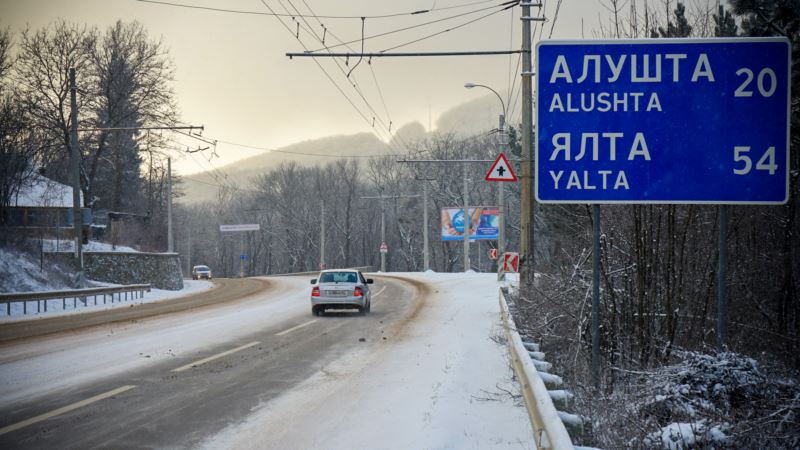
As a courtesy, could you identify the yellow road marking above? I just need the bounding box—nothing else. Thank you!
[172,341,260,372]
[0,385,136,436]
[275,319,317,336]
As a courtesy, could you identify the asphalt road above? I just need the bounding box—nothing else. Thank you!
[0,275,423,449]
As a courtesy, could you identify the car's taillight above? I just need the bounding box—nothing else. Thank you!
[312,286,320,297]
[353,287,363,297]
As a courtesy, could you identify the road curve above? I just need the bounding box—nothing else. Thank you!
[0,275,424,449]
[0,277,271,343]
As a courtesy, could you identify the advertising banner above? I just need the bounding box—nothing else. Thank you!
[440,207,499,241]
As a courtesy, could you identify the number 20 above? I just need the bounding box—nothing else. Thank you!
[735,68,777,97]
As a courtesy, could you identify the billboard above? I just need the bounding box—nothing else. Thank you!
[441,207,499,241]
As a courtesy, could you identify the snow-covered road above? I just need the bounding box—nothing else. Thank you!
[0,272,534,449]
[203,272,534,449]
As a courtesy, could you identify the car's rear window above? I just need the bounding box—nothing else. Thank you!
[320,272,357,283]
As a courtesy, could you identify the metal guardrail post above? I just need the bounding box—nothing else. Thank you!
[0,284,152,317]
[499,289,575,450]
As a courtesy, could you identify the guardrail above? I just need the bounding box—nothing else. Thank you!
[499,288,575,450]
[0,284,151,316]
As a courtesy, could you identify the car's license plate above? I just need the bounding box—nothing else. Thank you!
[327,290,349,297]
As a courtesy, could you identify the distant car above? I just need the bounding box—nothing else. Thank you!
[192,265,212,280]
[310,269,373,316]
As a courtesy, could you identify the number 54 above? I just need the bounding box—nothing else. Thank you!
[733,146,778,175]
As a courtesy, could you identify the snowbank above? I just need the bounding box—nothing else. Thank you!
[0,246,76,292]
[41,239,138,253]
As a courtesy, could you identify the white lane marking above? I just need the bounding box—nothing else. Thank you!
[0,385,136,436]
[372,286,387,297]
[172,341,260,373]
[275,319,318,336]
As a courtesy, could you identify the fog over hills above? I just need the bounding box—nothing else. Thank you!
[180,94,504,204]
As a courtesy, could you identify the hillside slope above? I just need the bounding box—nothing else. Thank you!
[180,94,503,204]
[181,132,392,203]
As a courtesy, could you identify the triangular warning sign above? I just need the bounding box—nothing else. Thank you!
[485,152,518,182]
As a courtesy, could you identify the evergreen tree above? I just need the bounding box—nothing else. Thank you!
[656,2,693,37]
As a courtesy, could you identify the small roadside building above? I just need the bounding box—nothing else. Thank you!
[5,173,91,241]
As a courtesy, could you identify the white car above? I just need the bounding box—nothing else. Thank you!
[191,265,212,280]
[310,269,373,316]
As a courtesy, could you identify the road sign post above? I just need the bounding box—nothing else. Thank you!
[219,224,260,278]
[536,38,791,386]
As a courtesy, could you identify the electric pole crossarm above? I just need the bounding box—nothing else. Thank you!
[286,50,524,58]
[77,125,204,132]
[397,159,522,163]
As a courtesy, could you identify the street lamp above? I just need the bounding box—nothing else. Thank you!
[465,82,507,278]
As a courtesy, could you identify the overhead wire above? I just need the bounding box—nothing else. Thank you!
[135,0,502,20]
[548,0,564,39]
[254,0,398,154]
[214,138,402,158]
[508,0,544,126]
[379,4,515,52]
[299,6,396,139]
[307,1,518,52]
[505,4,516,113]
[142,0,521,166]
[304,3,413,152]
[292,0,516,151]
[283,0,411,154]
[278,0,397,150]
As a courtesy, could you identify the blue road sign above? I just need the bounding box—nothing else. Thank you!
[536,38,790,204]
[240,254,247,260]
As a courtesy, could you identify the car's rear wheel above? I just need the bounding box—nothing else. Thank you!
[312,305,324,316]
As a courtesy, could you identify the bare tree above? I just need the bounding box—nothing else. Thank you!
[13,20,96,188]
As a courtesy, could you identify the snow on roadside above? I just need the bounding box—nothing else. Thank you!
[201,272,534,449]
[0,246,75,292]
[41,239,139,253]
[0,280,214,322]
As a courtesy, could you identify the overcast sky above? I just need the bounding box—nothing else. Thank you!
[2,0,610,175]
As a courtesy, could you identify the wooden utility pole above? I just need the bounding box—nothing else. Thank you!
[69,68,83,277]
[520,2,537,288]
[167,157,174,252]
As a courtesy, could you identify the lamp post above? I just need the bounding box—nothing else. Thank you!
[465,83,507,277]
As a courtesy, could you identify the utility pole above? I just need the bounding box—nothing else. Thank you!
[186,225,191,276]
[415,176,436,272]
[380,197,386,272]
[519,1,537,289]
[320,201,326,269]
[463,162,471,271]
[68,68,83,278]
[361,193,420,273]
[167,157,173,252]
[463,82,507,277]
[423,180,430,271]
[498,113,507,263]
[239,233,245,277]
